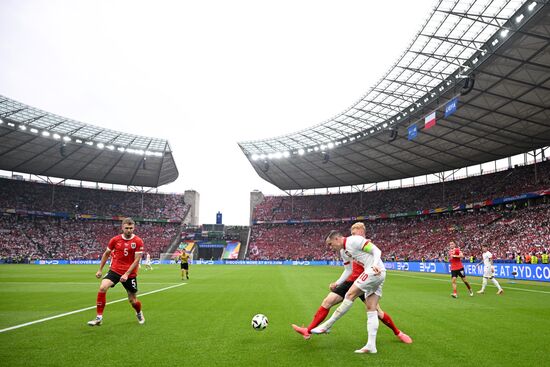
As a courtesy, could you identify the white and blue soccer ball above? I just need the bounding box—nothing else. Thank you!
[251,314,268,331]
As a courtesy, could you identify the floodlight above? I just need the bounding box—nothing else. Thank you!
[53,133,61,139]
[500,29,509,37]
[42,131,50,137]
[251,154,259,161]
[528,2,536,11]
[298,149,305,155]
[516,14,524,22]
[282,151,290,158]
[19,125,27,131]
[30,128,38,133]
[63,136,71,142]
[97,143,105,149]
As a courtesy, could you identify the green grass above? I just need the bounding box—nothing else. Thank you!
[1,265,549,366]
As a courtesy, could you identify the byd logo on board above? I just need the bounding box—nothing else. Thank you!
[420,262,436,273]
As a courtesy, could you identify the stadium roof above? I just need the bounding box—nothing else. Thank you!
[0,96,179,187]
[239,0,550,190]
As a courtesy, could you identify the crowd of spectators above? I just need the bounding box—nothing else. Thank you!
[0,178,188,220]
[0,216,180,262]
[247,204,550,262]
[253,161,550,221]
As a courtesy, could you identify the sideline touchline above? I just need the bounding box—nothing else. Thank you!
[390,272,550,294]
[0,283,187,333]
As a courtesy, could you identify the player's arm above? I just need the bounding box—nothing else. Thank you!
[120,252,143,282]
[331,262,352,290]
[362,241,383,275]
[96,248,112,278]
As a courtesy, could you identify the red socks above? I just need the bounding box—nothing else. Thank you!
[96,292,106,316]
[380,312,400,335]
[132,301,142,313]
[307,306,329,332]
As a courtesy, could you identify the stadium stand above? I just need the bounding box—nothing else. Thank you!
[248,203,550,262]
[252,161,550,221]
[0,216,181,263]
[0,177,188,220]
[248,161,550,262]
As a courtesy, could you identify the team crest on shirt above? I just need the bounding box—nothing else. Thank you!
[131,243,136,249]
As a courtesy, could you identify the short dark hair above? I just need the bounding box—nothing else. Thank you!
[122,217,135,226]
[325,230,342,242]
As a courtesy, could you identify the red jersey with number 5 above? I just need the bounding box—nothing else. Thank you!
[107,234,144,277]
[449,248,463,271]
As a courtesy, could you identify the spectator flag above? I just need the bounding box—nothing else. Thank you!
[444,97,458,118]
[408,124,418,140]
[424,111,436,129]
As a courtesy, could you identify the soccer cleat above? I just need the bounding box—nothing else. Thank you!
[354,344,377,354]
[87,317,103,326]
[469,290,474,297]
[397,331,413,344]
[136,312,145,324]
[310,324,331,335]
[451,293,458,298]
[291,324,311,340]
[497,289,504,295]
[476,290,485,294]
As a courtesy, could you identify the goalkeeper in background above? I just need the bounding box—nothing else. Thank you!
[179,251,190,280]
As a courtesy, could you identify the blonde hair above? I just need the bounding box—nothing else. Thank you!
[351,222,366,233]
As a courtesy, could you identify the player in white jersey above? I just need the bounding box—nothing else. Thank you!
[293,222,412,343]
[314,230,386,354]
[477,245,503,295]
[144,253,153,271]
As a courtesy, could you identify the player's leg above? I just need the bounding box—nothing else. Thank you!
[355,273,386,354]
[292,291,343,339]
[311,284,362,334]
[478,276,488,293]
[180,264,185,280]
[460,272,473,296]
[377,305,412,343]
[491,277,503,294]
[88,276,115,326]
[451,275,458,297]
[123,278,144,324]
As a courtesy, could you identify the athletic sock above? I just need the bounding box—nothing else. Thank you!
[491,278,502,290]
[132,301,142,313]
[96,292,106,316]
[366,311,379,351]
[380,312,400,335]
[323,299,353,329]
[481,278,487,291]
[307,306,329,332]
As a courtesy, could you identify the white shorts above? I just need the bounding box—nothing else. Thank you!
[145,261,152,266]
[353,269,386,298]
[483,268,495,278]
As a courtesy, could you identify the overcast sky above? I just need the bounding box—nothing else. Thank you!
[0,0,436,225]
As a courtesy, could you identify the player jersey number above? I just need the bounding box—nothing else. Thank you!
[124,248,129,256]
[359,273,369,282]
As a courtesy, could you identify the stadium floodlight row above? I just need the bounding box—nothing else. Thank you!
[238,0,550,190]
[0,95,179,187]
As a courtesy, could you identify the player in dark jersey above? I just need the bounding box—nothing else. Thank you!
[88,217,145,326]
[449,241,473,298]
[291,222,412,344]
[179,251,190,280]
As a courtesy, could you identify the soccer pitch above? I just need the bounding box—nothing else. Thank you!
[1,265,549,367]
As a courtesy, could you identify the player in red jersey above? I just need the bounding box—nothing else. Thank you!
[449,241,473,298]
[88,217,145,326]
[291,222,412,344]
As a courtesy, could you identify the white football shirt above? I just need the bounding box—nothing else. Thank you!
[342,235,385,271]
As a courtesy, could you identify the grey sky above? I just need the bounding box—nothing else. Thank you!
[0,0,436,224]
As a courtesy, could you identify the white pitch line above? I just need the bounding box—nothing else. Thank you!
[389,272,550,294]
[0,283,187,333]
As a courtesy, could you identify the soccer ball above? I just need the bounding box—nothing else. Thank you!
[251,314,268,330]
